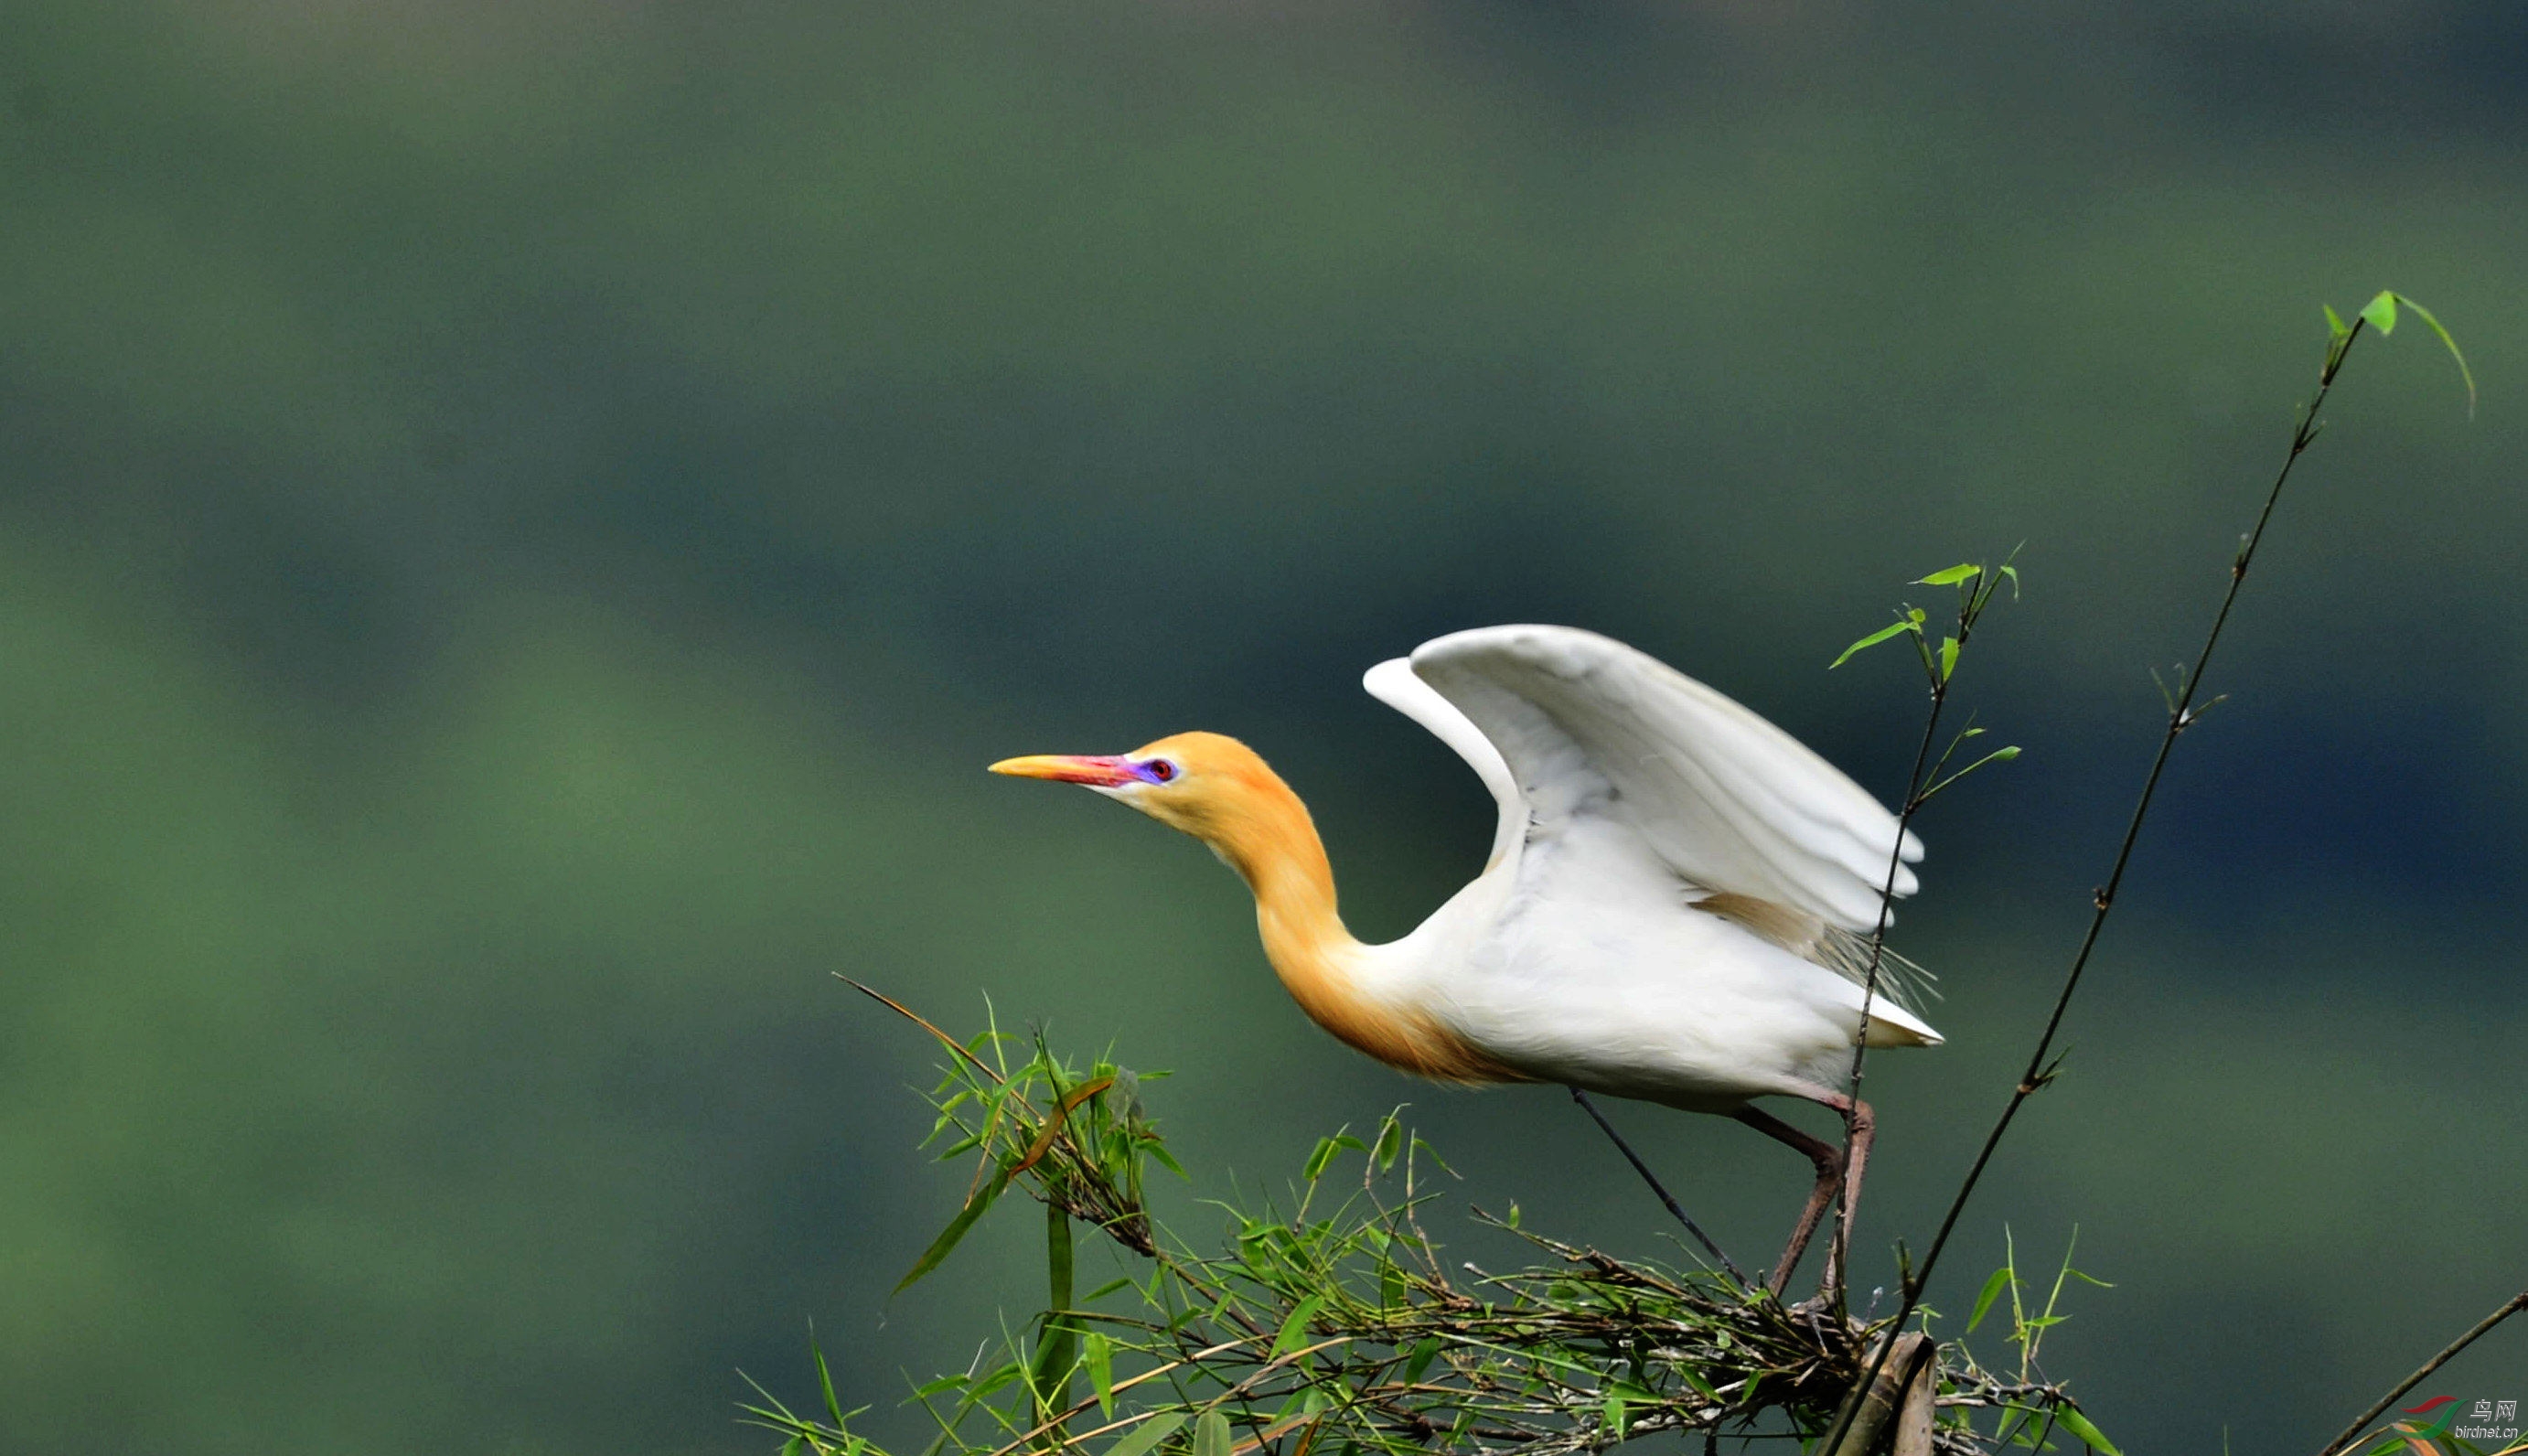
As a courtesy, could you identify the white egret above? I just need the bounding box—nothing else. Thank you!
[991,625,1935,1293]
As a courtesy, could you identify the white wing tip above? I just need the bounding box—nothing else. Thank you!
[1864,1001,1944,1048]
[1413,623,1605,673]
[1362,657,1416,699]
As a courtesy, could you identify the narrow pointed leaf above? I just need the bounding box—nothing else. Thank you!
[2390,294,2478,415]
[1678,1361,1719,1402]
[1275,1294,1328,1358]
[817,1338,847,1428]
[1195,1408,1232,1456]
[1830,618,1920,669]
[894,1166,1011,1294]
[2056,1405,2122,1456]
[1401,1336,1442,1386]
[1107,1413,1187,1456]
[1922,745,2022,804]
[1915,563,1982,586]
[1968,1267,2012,1333]
[2324,302,2351,338]
[1086,1332,1115,1419]
[1009,1075,1116,1177]
[1938,636,1960,681]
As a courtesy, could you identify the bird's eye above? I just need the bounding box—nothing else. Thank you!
[1145,759,1178,783]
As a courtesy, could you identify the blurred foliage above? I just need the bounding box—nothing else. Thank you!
[752,1012,2116,1456]
[2,4,2525,1454]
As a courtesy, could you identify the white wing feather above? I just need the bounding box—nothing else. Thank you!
[1362,658,1527,873]
[1407,625,1922,933]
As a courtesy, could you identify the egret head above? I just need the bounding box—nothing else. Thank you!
[989,731,1296,851]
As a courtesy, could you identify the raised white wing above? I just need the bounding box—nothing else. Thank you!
[1362,658,1527,873]
[1408,625,1921,932]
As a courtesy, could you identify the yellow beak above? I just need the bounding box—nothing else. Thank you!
[988,754,1141,787]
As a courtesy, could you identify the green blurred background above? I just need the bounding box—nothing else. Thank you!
[3,3,2523,1451]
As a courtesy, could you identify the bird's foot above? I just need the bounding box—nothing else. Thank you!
[1784,1287,1860,1340]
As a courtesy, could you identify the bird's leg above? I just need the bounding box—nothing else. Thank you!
[1568,1087,1747,1287]
[1824,1093,1873,1303]
[1731,1106,1844,1297]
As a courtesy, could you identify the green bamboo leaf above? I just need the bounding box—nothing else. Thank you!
[1830,618,1922,669]
[1938,636,1960,681]
[1915,562,1982,586]
[2055,1404,2122,1456]
[1921,744,2022,804]
[1106,1412,1186,1456]
[2390,293,2478,415]
[1086,1332,1115,1419]
[1194,1408,1232,1456]
[1408,1136,1454,1174]
[1302,1137,1340,1183]
[783,1435,809,1456]
[1401,1336,1442,1386]
[1274,1294,1328,1358]
[816,1337,847,1428]
[1967,1266,2012,1333]
[893,1165,1011,1294]
[1372,1117,1403,1172]
[1603,1393,1628,1437]
[2323,302,2351,339]
[2359,290,2397,335]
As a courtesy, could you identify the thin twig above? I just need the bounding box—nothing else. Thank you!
[841,975,1013,1089]
[1836,645,1955,1294]
[2318,1289,2528,1456]
[1823,317,2375,1455]
[1839,553,2019,1297]
[1569,1087,1747,1285]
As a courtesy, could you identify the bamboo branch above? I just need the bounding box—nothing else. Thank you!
[2319,1289,2528,1456]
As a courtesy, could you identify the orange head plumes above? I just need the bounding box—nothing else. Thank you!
[988,732,1326,890]
[989,731,1519,1085]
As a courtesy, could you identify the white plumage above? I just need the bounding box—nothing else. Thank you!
[991,623,1939,1291]
[1362,625,1937,1111]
